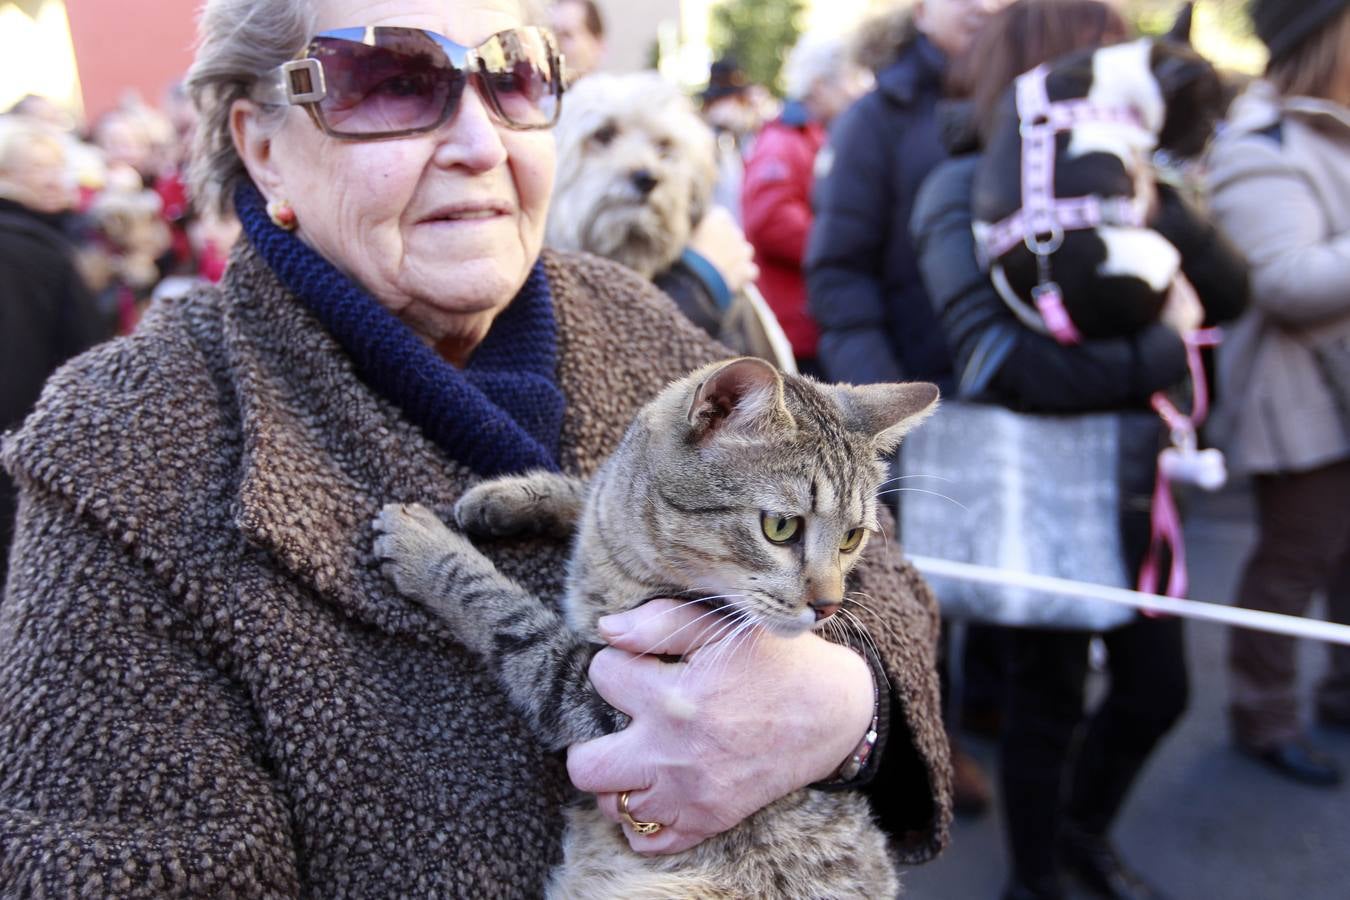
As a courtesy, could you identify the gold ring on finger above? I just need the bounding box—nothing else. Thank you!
[618,790,664,836]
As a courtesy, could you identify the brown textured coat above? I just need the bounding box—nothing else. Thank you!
[0,245,949,897]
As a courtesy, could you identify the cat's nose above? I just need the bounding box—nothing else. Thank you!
[809,598,841,621]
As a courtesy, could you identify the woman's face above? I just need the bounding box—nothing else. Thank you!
[245,0,556,354]
[916,0,1011,60]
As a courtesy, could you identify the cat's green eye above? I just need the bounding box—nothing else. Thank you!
[840,528,866,553]
[761,512,803,544]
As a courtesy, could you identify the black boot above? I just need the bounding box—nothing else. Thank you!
[1058,822,1171,900]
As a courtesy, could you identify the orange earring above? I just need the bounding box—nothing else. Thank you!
[266,198,298,231]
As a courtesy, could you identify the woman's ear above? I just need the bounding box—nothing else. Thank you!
[230,98,287,202]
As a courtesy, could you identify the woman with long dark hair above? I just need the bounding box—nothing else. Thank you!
[912,2,1249,897]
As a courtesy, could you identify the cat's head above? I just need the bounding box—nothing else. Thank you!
[624,357,938,635]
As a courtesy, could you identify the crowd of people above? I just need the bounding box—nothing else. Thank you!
[0,0,1346,897]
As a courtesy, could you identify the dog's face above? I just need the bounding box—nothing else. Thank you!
[546,73,718,278]
[1150,41,1228,158]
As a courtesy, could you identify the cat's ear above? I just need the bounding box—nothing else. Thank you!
[687,357,793,442]
[830,381,940,454]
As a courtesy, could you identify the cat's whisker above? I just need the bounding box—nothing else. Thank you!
[837,609,892,695]
[626,600,740,661]
[873,473,955,490]
[841,602,907,652]
[713,615,765,689]
[873,487,968,512]
[687,612,756,690]
[619,595,713,639]
[844,590,884,616]
[686,606,750,666]
[706,604,762,681]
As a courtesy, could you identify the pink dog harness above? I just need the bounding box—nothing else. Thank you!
[979,65,1151,346]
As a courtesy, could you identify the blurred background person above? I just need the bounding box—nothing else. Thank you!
[807,0,1012,822]
[741,31,872,377]
[0,115,108,591]
[806,0,1007,390]
[701,56,762,224]
[1205,0,1350,789]
[913,2,1250,897]
[550,0,606,84]
[545,71,771,361]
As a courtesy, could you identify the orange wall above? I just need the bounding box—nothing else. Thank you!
[63,0,196,121]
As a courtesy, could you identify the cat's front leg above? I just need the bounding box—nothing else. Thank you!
[373,502,508,656]
[454,472,588,539]
[374,503,625,748]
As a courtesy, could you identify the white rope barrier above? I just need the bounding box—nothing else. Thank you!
[908,555,1350,646]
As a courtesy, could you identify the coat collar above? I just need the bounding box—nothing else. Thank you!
[875,34,946,108]
[222,245,620,637]
[2,244,626,639]
[1225,79,1350,140]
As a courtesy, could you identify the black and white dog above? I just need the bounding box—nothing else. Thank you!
[972,12,1227,341]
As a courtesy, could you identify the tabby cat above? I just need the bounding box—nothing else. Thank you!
[374,357,938,898]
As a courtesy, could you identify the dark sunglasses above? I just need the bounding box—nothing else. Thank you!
[252,25,564,139]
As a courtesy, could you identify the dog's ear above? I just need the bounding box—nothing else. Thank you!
[1152,42,1226,157]
[1163,1,1195,45]
[1151,42,1213,97]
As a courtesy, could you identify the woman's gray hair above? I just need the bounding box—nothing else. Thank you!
[186,0,316,215]
[186,0,549,215]
[783,32,850,101]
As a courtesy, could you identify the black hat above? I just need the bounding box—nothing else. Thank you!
[701,57,750,105]
[1250,0,1350,62]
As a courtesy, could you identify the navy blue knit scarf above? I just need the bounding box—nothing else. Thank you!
[235,183,564,477]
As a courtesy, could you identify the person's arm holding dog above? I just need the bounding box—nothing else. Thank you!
[911,156,1190,411]
[1152,181,1251,325]
[686,205,759,295]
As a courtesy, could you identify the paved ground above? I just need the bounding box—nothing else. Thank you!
[899,483,1350,900]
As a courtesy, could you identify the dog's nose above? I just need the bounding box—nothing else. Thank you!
[630,169,659,196]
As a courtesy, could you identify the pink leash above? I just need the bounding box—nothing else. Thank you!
[1138,328,1225,601]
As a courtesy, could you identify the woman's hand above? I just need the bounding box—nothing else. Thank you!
[688,206,760,294]
[1161,272,1203,334]
[566,599,875,854]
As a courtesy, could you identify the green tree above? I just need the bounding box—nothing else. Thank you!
[709,0,807,95]
[1123,0,1251,38]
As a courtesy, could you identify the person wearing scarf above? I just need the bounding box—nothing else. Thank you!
[0,1,951,894]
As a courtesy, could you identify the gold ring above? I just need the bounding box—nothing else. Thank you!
[618,791,664,836]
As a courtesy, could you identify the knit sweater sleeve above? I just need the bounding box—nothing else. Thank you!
[0,486,300,897]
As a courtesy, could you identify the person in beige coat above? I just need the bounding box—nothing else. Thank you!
[0,0,951,894]
[1205,0,1350,788]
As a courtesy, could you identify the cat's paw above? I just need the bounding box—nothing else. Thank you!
[373,502,462,600]
[455,478,547,537]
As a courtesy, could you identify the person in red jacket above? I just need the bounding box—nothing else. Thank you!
[742,33,872,375]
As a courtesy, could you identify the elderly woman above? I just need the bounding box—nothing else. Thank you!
[0,0,949,894]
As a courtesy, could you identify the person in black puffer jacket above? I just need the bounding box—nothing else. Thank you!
[910,3,1249,899]
[806,1,1011,390]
